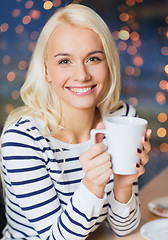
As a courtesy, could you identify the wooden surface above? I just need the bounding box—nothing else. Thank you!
[87,167,168,240]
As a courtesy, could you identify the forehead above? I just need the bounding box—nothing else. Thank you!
[47,24,104,54]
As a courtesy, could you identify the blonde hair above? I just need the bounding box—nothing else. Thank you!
[1,3,121,136]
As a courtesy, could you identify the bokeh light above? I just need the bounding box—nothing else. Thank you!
[5,104,14,114]
[133,67,141,77]
[127,45,137,55]
[118,30,130,40]
[18,60,28,70]
[161,46,168,56]
[118,41,127,51]
[29,10,41,19]
[25,0,34,9]
[133,55,143,66]
[125,66,134,75]
[157,127,167,138]
[12,9,21,17]
[126,0,136,7]
[155,92,166,104]
[130,31,139,41]
[1,23,9,32]
[159,80,168,90]
[160,143,168,153]
[11,90,20,100]
[30,31,39,40]
[132,39,142,47]
[128,97,138,106]
[15,25,24,34]
[22,15,31,24]
[158,113,167,123]
[165,16,168,24]
[117,4,127,13]
[43,1,53,10]
[28,41,36,52]
[2,55,11,65]
[53,0,62,7]
[0,40,7,49]
[119,13,129,22]
[164,64,168,74]
[112,31,119,40]
[7,72,16,82]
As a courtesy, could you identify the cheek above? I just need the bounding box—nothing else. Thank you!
[98,68,109,85]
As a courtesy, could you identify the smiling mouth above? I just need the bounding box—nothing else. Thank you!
[67,85,96,94]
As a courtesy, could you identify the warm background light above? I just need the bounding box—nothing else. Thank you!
[7,72,16,82]
[164,64,168,74]
[118,30,130,40]
[157,127,167,138]
[160,143,168,153]
[43,1,53,10]
[15,25,24,34]
[25,0,34,9]
[22,16,31,24]
[155,92,166,104]
[2,56,11,65]
[158,113,167,123]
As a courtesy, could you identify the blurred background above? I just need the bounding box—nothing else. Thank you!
[0,0,168,235]
[0,0,168,185]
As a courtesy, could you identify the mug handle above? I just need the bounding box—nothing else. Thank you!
[90,129,106,145]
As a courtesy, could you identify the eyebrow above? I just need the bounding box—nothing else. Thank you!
[87,50,104,56]
[54,53,72,58]
[54,50,104,58]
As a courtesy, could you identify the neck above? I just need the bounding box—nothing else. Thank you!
[57,105,101,144]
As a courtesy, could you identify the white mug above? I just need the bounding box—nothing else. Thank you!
[90,116,148,175]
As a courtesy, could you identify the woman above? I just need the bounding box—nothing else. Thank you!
[0,4,151,240]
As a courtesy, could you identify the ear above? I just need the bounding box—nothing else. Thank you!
[45,63,51,83]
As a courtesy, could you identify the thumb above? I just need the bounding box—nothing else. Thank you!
[95,121,105,144]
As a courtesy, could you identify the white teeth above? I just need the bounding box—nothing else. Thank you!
[70,87,92,93]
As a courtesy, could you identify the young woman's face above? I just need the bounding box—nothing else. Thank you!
[45,24,109,111]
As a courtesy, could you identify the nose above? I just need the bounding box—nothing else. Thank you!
[74,62,91,82]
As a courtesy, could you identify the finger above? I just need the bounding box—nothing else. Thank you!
[143,140,151,153]
[140,129,152,153]
[135,163,145,177]
[95,121,105,144]
[82,152,111,173]
[87,160,112,180]
[89,152,111,170]
[93,168,113,186]
[136,148,149,166]
[80,142,107,164]
[142,137,151,154]
[146,129,152,139]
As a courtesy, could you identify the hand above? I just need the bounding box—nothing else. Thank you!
[113,129,152,203]
[79,122,113,198]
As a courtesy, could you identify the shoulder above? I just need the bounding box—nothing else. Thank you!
[1,115,46,146]
[106,102,138,118]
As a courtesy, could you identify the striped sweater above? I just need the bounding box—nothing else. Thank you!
[1,103,140,240]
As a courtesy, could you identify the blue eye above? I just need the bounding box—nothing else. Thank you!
[59,59,70,64]
[89,57,101,62]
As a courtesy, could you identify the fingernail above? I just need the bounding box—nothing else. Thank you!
[144,137,148,142]
[137,148,142,153]
[136,163,140,168]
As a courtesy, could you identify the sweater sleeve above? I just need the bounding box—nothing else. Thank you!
[106,182,141,237]
[1,123,106,240]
